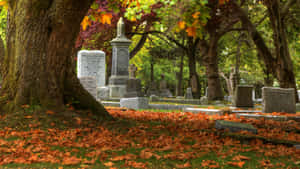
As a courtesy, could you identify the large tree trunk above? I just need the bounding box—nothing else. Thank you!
[267,0,298,102]
[233,2,299,102]
[0,0,112,118]
[204,33,223,101]
[186,39,201,99]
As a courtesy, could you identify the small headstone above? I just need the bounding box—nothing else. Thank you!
[97,86,110,100]
[159,74,172,97]
[124,78,143,98]
[77,50,106,87]
[147,82,159,96]
[185,87,193,99]
[200,96,208,105]
[120,97,149,110]
[128,64,137,78]
[183,108,223,115]
[79,77,97,98]
[234,85,254,108]
[262,87,296,114]
[149,95,159,102]
[215,120,257,134]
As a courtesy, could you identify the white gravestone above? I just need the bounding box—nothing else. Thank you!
[77,50,106,87]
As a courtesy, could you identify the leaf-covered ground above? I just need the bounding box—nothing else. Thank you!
[0,106,299,168]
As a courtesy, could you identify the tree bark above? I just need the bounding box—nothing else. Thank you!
[232,1,299,102]
[186,37,201,99]
[176,54,184,96]
[204,33,223,101]
[0,0,112,118]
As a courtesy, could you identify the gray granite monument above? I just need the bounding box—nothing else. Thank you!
[262,87,296,114]
[109,17,131,98]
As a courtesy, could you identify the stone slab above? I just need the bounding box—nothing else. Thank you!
[183,108,223,115]
[79,77,97,98]
[262,87,296,114]
[148,104,191,110]
[236,113,300,122]
[109,85,127,98]
[102,101,120,107]
[77,50,106,87]
[97,86,109,100]
[215,120,257,134]
[120,97,149,110]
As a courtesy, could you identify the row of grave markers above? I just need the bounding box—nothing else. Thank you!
[76,18,298,114]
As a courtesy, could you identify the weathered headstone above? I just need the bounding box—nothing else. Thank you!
[215,120,257,134]
[147,82,159,96]
[124,64,144,98]
[79,77,97,98]
[77,50,106,87]
[234,85,254,108]
[108,17,131,98]
[120,97,149,110]
[184,87,193,99]
[159,74,172,97]
[262,87,296,114]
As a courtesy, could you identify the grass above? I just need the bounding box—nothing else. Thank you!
[0,106,299,168]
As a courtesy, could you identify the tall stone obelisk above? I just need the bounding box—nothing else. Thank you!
[109,17,131,98]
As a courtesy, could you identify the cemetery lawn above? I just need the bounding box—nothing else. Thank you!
[0,106,299,168]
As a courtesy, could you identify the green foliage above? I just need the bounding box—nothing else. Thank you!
[0,7,7,42]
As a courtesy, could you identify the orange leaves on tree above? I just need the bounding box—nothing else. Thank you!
[192,12,201,19]
[186,27,197,37]
[178,21,186,30]
[219,0,229,5]
[81,16,91,31]
[100,13,113,25]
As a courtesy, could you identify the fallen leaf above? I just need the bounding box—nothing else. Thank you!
[227,161,245,168]
[46,110,55,115]
[176,162,192,168]
[104,161,114,167]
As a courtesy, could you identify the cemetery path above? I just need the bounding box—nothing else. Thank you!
[0,107,299,168]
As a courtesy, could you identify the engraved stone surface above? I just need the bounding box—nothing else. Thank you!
[77,50,106,87]
[234,85,254,108]
[79,77,97,98]
[262,87,296,114]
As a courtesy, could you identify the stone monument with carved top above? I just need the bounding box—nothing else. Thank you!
[109,17,131,98]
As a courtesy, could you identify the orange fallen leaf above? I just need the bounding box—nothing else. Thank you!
[104,161,114,167]
[62,156,81,165]
[227,161,245,168]
[176,162,192,168]
[140,149,153,159]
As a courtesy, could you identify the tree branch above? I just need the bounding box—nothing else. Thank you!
[281,0,297,17]
[129,22,151,59]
